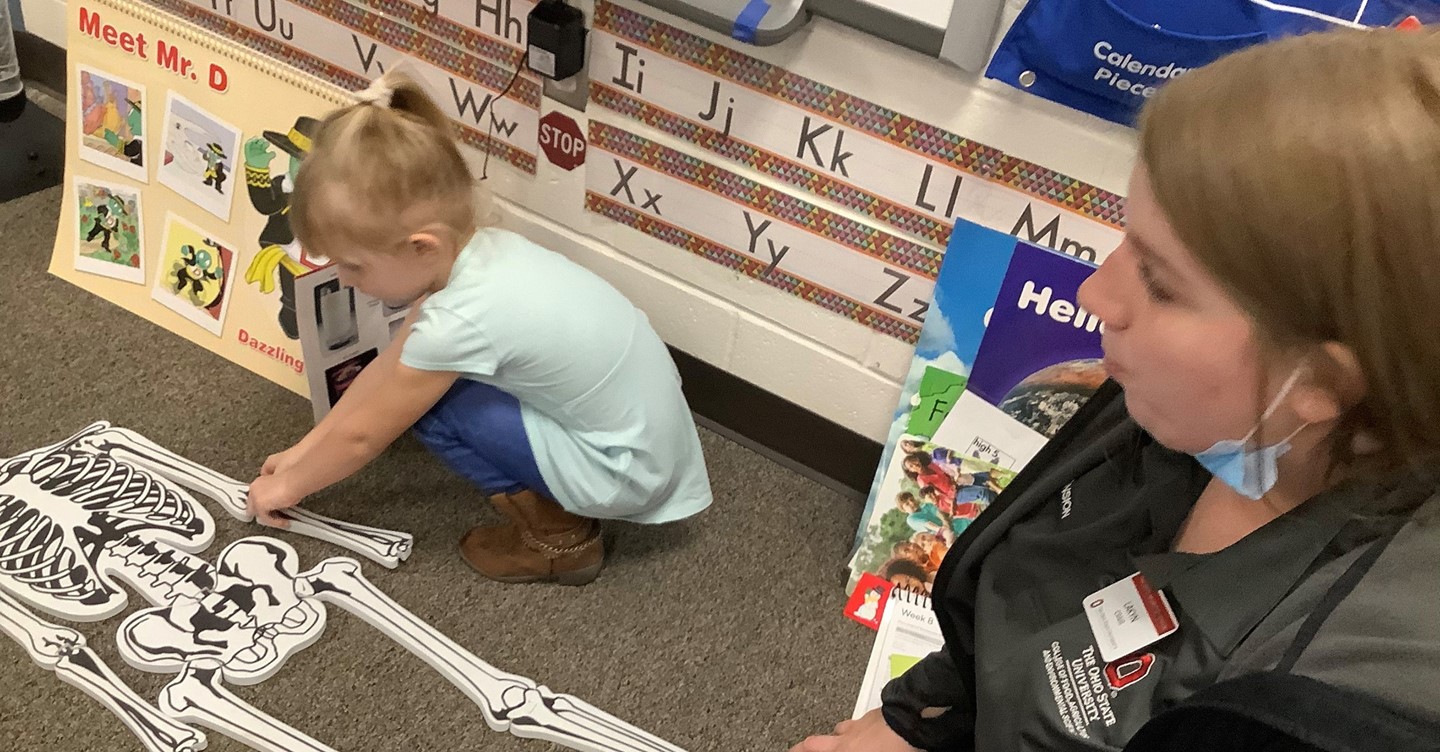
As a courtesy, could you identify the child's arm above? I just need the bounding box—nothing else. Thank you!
[247,304,457,527]
[261,303,425,475]
[247,359,457,526]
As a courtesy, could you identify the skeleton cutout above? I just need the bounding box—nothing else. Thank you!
[0,588,207,752]
[1,423,686,752]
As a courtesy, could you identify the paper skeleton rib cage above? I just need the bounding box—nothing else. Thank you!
[0,422,685,752]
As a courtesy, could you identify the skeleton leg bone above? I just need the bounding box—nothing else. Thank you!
[75,426,413,569]
[159,658,338,752]
[296,558,687,752]
[0,588,207,752]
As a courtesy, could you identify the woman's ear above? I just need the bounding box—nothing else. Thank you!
[1293,342,1367,425]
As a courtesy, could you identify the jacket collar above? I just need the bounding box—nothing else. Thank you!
[1133,482,1367,658]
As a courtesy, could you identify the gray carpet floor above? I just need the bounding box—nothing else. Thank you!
[0,184,875,751]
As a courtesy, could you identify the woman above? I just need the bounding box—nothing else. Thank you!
[793,25,1440,752]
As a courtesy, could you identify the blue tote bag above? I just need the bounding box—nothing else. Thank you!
[986,0,1438,126]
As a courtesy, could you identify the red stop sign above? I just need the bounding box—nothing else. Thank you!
[538,111,587,171]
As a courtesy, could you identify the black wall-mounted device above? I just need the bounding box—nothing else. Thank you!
[526,0,587,80]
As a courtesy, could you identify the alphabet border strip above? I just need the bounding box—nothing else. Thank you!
[586,121,928,344]
[591,122,941,278]
[590,82,952,248]
[585,195,922,344]
[140,0,539,173]
[589,1,1126,246]
[282,0,541,107]
[360,0,529,68]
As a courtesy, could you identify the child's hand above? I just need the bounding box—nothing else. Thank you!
[246,473,302,528]
[261,447,303,476]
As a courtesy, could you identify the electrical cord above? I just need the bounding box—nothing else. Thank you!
[481,51,528,181]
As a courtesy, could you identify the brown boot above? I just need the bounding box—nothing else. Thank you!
[459,490,604,585]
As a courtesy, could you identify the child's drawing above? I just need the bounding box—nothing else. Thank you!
[75,65,147,183]
[158,92,242,222]
[152,213,237,336]
[73,177,145,284]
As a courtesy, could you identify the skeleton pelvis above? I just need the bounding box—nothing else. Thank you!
[117,538,325,684]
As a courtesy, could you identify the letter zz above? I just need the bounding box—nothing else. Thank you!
[609,160,663,215]
[875,269,927,323]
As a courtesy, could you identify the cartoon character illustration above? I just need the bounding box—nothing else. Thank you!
[80,72,144,173]
[84,201,124,258]
[201,143,228,193]
[101,98,144,167]
[854,586,884,622]
[171,238,225,308]
[244,116,326,339]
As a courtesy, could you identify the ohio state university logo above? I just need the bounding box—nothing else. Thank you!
[1105,653,1155,691]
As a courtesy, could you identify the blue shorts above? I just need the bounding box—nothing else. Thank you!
[412,379,553,498]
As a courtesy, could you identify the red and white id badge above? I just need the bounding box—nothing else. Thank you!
[1083,573,1179,663]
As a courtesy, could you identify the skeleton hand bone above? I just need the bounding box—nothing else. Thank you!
[0,588,207,752]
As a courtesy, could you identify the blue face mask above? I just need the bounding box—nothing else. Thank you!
[1193,368,1309,501]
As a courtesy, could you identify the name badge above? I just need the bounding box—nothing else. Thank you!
[1083,572,1178,662]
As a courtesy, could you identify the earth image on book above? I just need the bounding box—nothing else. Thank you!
[999,359,1109,438]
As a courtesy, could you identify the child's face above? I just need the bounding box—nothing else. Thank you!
[335,249,430,306]
[333,232,454,306]
[912,532,943,550]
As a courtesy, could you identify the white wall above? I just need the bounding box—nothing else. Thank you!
[23,0,1138,442]
[13,0,66,46]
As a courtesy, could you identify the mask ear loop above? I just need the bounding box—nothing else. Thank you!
[1244,363,1312,496]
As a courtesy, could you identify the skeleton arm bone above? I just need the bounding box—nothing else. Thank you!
[78,426,412,569]
[0,588,207,752]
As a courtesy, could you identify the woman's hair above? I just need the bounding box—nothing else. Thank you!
[1138,26,1440,475]
[291,71,484,257]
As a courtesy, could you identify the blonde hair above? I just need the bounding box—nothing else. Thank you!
[1138,27,1440,474]
[291,71,484,257]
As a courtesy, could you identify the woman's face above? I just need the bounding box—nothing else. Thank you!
[1078,165,1297,455]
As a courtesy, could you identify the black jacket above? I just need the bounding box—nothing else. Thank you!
[881,380,1440,750]
[1123,671,1440,752]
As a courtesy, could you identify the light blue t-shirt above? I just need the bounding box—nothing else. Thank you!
[400,228,713,523]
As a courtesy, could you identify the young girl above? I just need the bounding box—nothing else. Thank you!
[794,25,1440,752]
[245,72,713,585]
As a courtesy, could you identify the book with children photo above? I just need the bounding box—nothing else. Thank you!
[847,434,1017,595]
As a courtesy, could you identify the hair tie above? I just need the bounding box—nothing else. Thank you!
[355,79,393,109]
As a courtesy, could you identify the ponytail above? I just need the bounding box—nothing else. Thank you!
[291,71,480,257]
